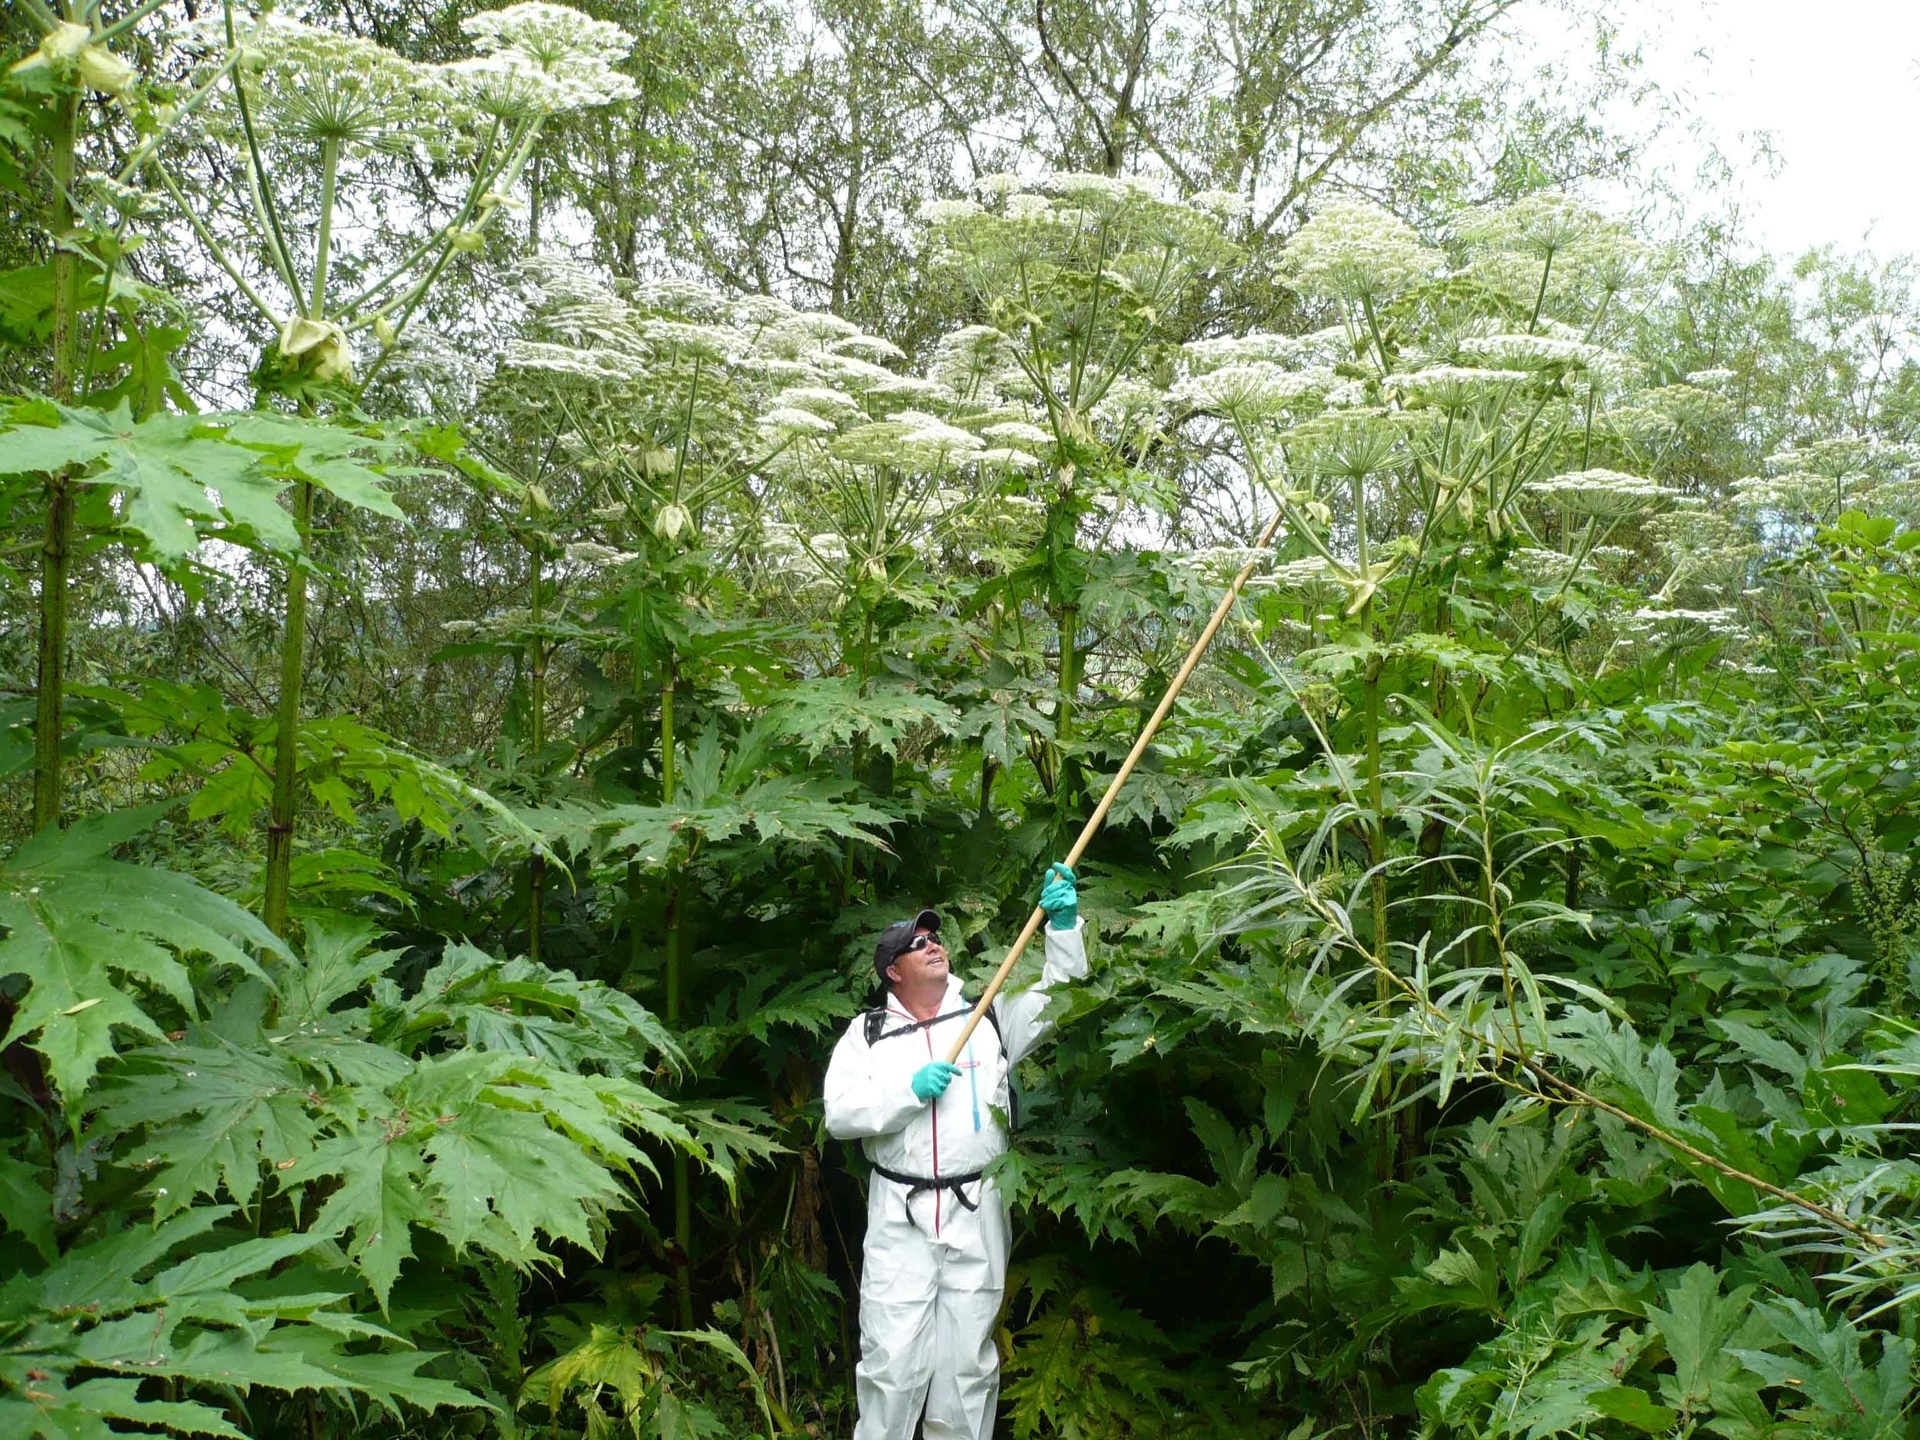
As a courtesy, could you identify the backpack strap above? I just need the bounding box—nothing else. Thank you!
[861,999,1008,1059]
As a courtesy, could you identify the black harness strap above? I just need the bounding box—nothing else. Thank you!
[863,1002,1005,1052]
[870,1163,986,1230]
[860,995,1017,1130]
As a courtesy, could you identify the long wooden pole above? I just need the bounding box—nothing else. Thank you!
[945,507,1287,1062]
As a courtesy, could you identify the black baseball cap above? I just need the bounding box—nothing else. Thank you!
[873,909,942,981]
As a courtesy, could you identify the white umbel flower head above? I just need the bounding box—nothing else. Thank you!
[1267,556,1340,590]
[1383,367,1530,409]
[1188,189,1250,219]
[1181,332,1307,373]
[1041,172,1154,204]
[565,541,635,566]
[980,420,1053,447]
[1526,468,1672,515]
[187,13,453,150]
[975,447,1043,471]
[775,386,860,418]
[1281,200,1441,302]
[1172,362,1330,420]
[760,407,838,437]
[1684,368,1735,389]
[450,2,639,115]
[641,318,746,363]
[834,334,907,363]
[1510,547,1582,583]
[918,197,984,224]
[1458,332,1603,373]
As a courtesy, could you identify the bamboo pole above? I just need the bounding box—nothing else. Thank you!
[944,506,1287,1062]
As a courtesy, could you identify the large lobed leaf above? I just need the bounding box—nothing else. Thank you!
[97,923,762,1308]
[0,401,402,561]
[0,1208,485,1428]
[0,804,284,1111]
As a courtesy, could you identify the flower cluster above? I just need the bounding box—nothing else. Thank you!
[180,11,458,153]
[1280,200,1441,303]
[450,2,639,116]
[1526,469,1673,516]
[1172,362,1335,420]
[1456,193,1648,307]
[1382,366,1530,409]
[1625,605,1749,641]
[1457,331,1605,373]
[1509,547,1584,584]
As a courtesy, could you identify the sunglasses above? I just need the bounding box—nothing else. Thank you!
[896,932,939,956]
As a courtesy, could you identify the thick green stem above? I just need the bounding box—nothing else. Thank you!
[1363,602,1392,1182]
[32,481,73,834]
[659,656,692,1327]
[528,546,546,963]
[1364,668,1387,966]
[31,88,80,833]
[262,481,315,935]
[310,137,339,317]
[1055,601,1079,804]
[626,635,647,981]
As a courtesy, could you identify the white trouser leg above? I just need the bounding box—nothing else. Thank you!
[923,1180,1009,1440]
[853,1180,938,1440]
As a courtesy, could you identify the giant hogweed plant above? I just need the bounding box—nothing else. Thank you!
[977,198,1920,1435]
[1162,196,1687,1059]
[7,33,1916,1427]
[1,0,642,937]
[918,177,1240,803]
[0,9,786,1433]
[0,873,773,1430]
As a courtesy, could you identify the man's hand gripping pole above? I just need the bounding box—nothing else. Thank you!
[943,507,1287,1063]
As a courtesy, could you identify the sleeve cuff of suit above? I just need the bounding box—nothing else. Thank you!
[1041,916,1089,980]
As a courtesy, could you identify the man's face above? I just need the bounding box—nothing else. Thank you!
[885,927,948,988]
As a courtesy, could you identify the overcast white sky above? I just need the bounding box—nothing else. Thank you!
[1574,0,1920,259]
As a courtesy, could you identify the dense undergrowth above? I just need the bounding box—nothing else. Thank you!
[5,2,1920,1437]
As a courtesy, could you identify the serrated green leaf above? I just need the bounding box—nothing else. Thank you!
[0,402,285,558]
[423,1105,626,1259]
[0,809,282,1112]
[1588,1385,1678,1433]
[288,1127,427,1308]
[0,1150,55,1261]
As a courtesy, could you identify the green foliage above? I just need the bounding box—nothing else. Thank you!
[0,1210,486,1435]
[0,804,281,1109]
[6,2,1920,1435]
[0,402,401,561]
[96,921,718,1306]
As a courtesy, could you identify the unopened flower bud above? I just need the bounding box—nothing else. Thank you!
[654,502,691,541]
[43,21,90,65]
[448,228,485,253]
[372,315,397,345]
[76,43,134,95]
[278,316,354,383]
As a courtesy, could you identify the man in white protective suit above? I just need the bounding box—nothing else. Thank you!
[824,863,1086,1440]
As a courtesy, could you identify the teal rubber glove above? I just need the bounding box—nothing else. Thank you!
[912,1061,959,1102]
[1038,862,1077,931]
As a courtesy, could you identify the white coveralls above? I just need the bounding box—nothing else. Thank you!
[824,920,1088,1440]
